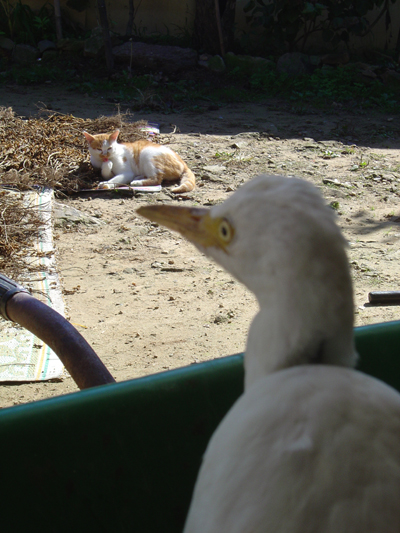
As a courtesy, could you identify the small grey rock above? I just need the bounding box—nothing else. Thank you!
[231,141,247,149]
[53,202,104,226]
[12,44,38,66]
[38,40,56,53]
[57,38,85,53]
[277,52,309,77]
[208,55,226,72]
[0,36,15,52]
[113,41,197,74]
[259,123,278,135]
[203,165,226,174]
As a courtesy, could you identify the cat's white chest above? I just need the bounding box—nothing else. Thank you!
[96,144,137,185]
[89,152,103,169]
[90,145,132,178]
[109,149,132,174]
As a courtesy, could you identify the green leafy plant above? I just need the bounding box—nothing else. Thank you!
[243,0,396,54]
[245,63,398,111]
[214,151,234,159]
[33,12,51,36]
[0,0,14,38]
[0,1,55,44]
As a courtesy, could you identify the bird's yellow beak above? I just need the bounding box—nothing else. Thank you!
[136,205,234,252]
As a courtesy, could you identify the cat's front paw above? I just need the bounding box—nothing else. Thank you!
[97,181,115,190]
[130,179,144,186]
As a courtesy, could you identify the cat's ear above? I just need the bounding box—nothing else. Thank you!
[83,131,95,144]
[109,130,120,143]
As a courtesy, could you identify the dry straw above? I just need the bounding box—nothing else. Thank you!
[0,106,150,276]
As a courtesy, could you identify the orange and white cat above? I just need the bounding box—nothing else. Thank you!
[83,129,195,194]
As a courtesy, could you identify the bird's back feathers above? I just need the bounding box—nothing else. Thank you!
[184,365,400,533]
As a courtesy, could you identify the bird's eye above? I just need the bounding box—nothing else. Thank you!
[218,219,233,243]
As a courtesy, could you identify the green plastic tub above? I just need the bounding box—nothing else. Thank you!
[0,321,399,532]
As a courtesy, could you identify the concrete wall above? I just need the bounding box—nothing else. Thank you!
[10,0,400,52]
[86,0,195,37]
[15,0,196,37]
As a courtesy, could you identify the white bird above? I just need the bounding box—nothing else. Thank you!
[137,174,400,533]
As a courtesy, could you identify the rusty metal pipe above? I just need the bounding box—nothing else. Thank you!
[6,291,115,389]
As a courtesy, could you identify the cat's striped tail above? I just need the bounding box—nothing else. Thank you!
[172,168,196,194]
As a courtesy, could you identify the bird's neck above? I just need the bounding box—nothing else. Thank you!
[244,299,357,390]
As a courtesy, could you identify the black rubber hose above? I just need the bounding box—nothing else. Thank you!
[6,291,116,389]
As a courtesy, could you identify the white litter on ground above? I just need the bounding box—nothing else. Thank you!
[0,187,64,381]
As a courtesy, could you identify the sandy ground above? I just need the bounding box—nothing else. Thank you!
[0,84,399,408]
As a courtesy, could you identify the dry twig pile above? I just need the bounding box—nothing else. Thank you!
[0,190,43,278]
[0,106,149,276]
[0,107,149,192]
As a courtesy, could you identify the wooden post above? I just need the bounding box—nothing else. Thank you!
[194,0,236,55]
[53,0,63,41]
[125,0,135,37]
[97,0,114,72]
[214,0,225,56]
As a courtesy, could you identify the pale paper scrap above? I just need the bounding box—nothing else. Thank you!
[0,187,65,381]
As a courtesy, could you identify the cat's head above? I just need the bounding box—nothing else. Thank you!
[83,130,120,160]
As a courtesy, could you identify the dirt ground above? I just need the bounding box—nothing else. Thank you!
[0,83,399,408]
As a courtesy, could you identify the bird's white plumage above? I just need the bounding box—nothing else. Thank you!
[138,174,400,532]
[193,175,358,386]
[186,365,400,532]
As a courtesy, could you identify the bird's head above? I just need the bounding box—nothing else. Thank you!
[137,175,357,380]
[137,175,348,299]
